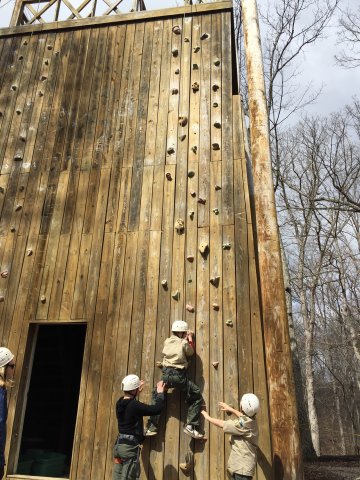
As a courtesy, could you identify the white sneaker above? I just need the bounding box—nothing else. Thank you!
[183,424,204,439]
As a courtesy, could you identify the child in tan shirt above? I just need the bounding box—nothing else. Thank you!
[145,320,204,439]
[201,394,259,479]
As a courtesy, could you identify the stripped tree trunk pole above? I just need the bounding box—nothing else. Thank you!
[240,0,304,478]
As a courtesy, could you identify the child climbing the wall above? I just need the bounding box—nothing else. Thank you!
[144,320,204,439]
[201,394,259,480]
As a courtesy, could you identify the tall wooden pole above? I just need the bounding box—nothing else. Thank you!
[240,0,304,478]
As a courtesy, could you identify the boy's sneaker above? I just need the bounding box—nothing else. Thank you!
[183,424,204,439]
[144,425,158,437]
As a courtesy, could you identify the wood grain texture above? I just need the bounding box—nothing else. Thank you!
[0,6,291,479]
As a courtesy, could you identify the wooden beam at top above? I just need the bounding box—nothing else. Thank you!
[1,1,232,36]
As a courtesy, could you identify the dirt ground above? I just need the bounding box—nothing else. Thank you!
[304,456,360,480]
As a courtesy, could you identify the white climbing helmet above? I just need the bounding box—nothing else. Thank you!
[240,393,260,417]
[0,347,14,368]
[122,374,141,392]
[172,320,188,332]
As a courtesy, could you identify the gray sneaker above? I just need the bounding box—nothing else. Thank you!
[183,424,204,439]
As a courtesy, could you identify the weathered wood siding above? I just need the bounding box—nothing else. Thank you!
[0,4,273,479]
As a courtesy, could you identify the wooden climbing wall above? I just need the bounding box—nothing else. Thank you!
[0,2,274,479]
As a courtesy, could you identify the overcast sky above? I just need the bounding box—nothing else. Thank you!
[0,0,358,122]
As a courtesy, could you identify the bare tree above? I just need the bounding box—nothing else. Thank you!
[336,5,360,68]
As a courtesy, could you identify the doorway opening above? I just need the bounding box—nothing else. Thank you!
[16,323,86,477]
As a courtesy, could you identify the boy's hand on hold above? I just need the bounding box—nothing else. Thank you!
[156,380,166,393]
[187,330,194,340]
[201,409,210,420]
[139,380,145,393]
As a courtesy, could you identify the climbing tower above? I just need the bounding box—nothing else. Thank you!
[0,0,302,478]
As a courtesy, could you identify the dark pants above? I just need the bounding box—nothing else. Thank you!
[149,367,203,428]
[112,443,140,480]
[0,464,3,480]
[232,474,252,480]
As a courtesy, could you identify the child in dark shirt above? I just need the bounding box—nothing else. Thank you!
[113,374,165,480]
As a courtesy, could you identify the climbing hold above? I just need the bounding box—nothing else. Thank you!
[186,303,195,313]
[214,121,221,128]
[167,146,175,155]
[26,249,33,256]
[179,134,186,141]
[188,170,195,178]
[19,186,25,192]
[166,172,172,181]
[212,143,220,150]
[212,208,219,215]
[191,146,197,154]
[0,296,4,303]
[193,46,200,53]
[222,242,231,250]
[179,453,193,474]
[40,75,47,81]
[44,59,49,65]
[16,109,21,115]
[171,88,179,95]
[38,91,44,97]
[214,59,221,66]
[212,84,219,92]
[172,25,181,34]
[175,68,180,75]
[187,255,194,262]
[40,295,46,303]
[179,116,188,127]
[0,187,4,194]
[210,276,220,287]
[10,226,15,232]
[18,55,23,60]
[172,290,180,301]
[161,279,168,288]
[184,37,190,43]
[172,48,179,57]
[192,63,199,70]
[188,278,192,283]
[212,361,219,368]
[198,197,206,205]
[1,271,8,278]
[215,185,222,191]
[156,361,163,368]
[47,45,53,50]
[11,85,17,91]
[175,218,185,234]
[23,40,28,45]
[15,204,22,212]
[192,82,199,92]
[14,152,23,161]
[20,133,26,142]
[199,242,208,254]
[212,303,220,311]
[189,211,195,220]
[226,319,233,327]
[213,102,219,108]
[200,32,209,40]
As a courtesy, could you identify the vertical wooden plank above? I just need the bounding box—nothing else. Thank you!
[122,22,145,168]
[222,223,239,467]
[165,18,181,166]
[128,20,154,231]
[154,19,171,166]
[36,170,70,319]
[209,160,225,478]
[188,16,201,166]
[198,14,211,228]
[106,25,129,232]
[144,20,163,166]
[211,13,222,164]
[87,230,115,477]
[221,11,234,225]
[194,226,210,476]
